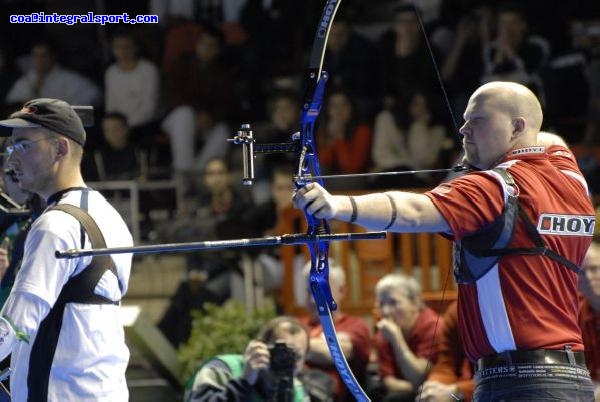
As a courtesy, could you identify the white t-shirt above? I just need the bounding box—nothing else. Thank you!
[1,188,133,402]
[104,59,161,127]
[5,65,101,107]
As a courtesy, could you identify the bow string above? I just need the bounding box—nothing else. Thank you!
[408,2,465,400]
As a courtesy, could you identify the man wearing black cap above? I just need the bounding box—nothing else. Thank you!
[0,98,133,401]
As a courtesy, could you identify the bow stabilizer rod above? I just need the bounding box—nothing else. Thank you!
[55,231,386,259]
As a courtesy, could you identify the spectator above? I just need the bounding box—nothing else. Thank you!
[161,20,204,75]
[371,89,452,188]
[578,241,600,399]
[324,16,382,120]
[158,157,254,347]
[417,300,474,402]
[149,0,196,28]
[582,19,600,145]
[162,26,236,176]
[5,41,101,107]
[236,166,299,300]
[249,89,301,199]
[240,0,310,78]
[0,47,19,111]
[481,3,550,99]
[373,273,442,402]
[104,31,162,143]
[298,260,371,402]
[237,1,320,121]
[185,316,310,402]
[82,112,142,182]
[378,5,442,106]
[317,88,373,177]
[540,18,590,144]
[441,5,493,122]
[181,156,254,242]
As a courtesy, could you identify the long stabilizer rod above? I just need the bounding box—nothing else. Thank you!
[55,231,387,259]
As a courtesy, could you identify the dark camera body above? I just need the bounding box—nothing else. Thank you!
[268,341,297,374]
[266,342,296,402]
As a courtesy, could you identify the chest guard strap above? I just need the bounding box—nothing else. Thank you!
[50,203,122,304]
[27,203,122,401]
[454,168,581,285]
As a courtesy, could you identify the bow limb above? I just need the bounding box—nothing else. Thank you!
[296,0,370,400]
[408,2,464,399]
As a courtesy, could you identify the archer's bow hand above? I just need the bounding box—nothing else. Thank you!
[293,182,352,221]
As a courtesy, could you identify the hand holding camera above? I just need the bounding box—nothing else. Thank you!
[242,340,270,385]
[243,339,299,401]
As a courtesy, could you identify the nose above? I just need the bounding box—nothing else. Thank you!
[459,121,469,137]
[380,303,392,317]
[6,151,17,167]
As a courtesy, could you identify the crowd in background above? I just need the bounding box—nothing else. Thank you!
[0,0,599,194]
[0,1,600,400]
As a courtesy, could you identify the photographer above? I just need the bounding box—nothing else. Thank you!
[185,316,311,402]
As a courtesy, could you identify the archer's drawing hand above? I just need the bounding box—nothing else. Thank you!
[293,182,339,220]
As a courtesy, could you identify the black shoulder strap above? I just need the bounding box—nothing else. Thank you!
[51,204,123,294]
[483,205,582,274]
[481,169,582,274]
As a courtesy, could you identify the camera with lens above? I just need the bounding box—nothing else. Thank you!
[269,341,296,374]
[267,341,297,402]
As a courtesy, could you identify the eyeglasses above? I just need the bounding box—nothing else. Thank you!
[6,137,53,156]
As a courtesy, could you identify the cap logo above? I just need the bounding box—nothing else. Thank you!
[20,106,38,114]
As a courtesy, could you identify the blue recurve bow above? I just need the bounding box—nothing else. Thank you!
[293,1,371,401]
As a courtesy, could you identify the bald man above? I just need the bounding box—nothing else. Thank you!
[294,81,596,400]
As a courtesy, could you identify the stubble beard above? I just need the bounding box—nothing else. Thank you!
[463,144,480,169]
[21,168,53,197]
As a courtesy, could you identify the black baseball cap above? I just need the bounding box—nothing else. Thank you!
[0,98,86,146]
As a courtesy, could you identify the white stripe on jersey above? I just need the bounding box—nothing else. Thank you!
[560,169,589,194]
[476,265,517,352]
[479,164,519,352]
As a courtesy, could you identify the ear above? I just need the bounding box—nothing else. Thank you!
[54,137,69,160]
[511,117,526,138]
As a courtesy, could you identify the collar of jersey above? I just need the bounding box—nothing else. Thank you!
[46,186,88,206]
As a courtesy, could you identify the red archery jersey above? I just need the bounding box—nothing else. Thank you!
[426,145,595,362]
